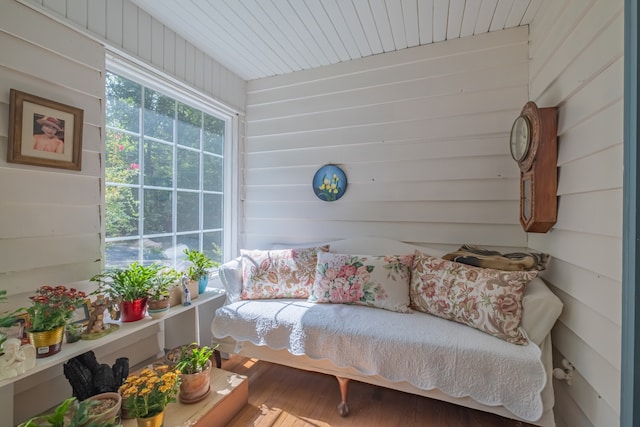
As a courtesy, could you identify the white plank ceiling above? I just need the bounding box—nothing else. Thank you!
[130,0,541,81]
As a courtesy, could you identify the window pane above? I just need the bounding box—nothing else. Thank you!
[203,193,222,230]
[105,71,226,270]
[143,236,173,266]
[203,154,222,191]
[177,148,200,189]
[144,89,175,141]
[144,139,173,187]
[178,103,202,149]
[177,234,200,253]
[106,72,141,132]
[106,130,140,185]
[177,191,199,232]
[144,189,172,234]
[203,231,223,266]
[105,185,139,238]
[106,240,140,268]
[204,114,224,154]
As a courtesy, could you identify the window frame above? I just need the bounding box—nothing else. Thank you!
[103,55,239,270]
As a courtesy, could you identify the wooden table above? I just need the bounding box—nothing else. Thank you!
[122,367,248,427]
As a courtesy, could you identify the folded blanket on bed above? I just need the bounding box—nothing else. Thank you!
[212,299,546,422]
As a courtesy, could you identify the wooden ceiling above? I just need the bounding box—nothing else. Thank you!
[130,0,541,81]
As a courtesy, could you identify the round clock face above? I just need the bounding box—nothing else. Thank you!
[510,115,531,162]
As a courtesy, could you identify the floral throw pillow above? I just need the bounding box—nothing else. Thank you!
[309,252,414,313]
[240,246,329,299]
[410,250,538,345]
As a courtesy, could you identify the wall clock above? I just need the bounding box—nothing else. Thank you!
[509,101,558,233]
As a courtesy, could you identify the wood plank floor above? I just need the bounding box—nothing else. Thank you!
[221,355,535,427]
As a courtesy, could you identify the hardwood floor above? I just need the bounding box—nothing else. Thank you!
[221,355,534,427]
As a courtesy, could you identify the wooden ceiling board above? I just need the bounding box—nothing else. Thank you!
[386,0,409,50]
[130,0,537,81]
[460,0,483,37]
[353,0,385,54]
[336,0,374,56]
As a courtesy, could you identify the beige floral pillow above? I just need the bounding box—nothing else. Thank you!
[410,250,538,345]
[241,246,329,299]
[309,252,414,313]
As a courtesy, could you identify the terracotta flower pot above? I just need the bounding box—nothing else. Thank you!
[120,298,148,322]
[27,326,64,358]
[179,359,212,404]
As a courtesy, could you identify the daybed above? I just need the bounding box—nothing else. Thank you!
[211,237,563,426]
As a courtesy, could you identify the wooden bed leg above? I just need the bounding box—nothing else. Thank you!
[336,376,350,417]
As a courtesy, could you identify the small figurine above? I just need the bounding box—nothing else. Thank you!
[0,338,36,379]
[182,273,192,306]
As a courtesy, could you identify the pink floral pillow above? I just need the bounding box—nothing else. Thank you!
[240,246,329,299]
[309,252,414,313]
[410,250,538,345]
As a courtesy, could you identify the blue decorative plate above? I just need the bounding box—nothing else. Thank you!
[313,164,347,202]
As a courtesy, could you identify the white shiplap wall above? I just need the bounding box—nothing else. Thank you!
[0,0,105,421]
[243,27,529,252]
[528,0,624,426]
[19,0,247,112]
[0,0,104,303]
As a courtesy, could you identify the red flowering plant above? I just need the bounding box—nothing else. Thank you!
[23,285,87,332]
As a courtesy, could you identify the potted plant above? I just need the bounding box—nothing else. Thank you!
[17,396,121,427]
[173,343,217,403]
[22,285,88,358]
[184,249,216,294]
[0,289,20,348]
[118,365,180,424]
[90,262,162,322]
[147,268,180,319]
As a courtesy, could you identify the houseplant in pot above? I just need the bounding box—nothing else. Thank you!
[173,343,217,403]
[118,364,180,425]
[18,396,121,427]
[22,285,88,358]
[91,262,161,322]
[147,268,180,319]
[184,249,216,294]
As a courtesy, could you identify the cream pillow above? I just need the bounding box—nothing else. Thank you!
[240,246,329,299]
[410,250,538,345]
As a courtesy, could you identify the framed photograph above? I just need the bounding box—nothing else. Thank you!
[7,89,83,170]
[70,299,91,325]
[14,313,31,344]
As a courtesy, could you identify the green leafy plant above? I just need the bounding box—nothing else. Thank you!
[183,249,216,281]
[0,289,17,328]
[174,343,217,374]
[18,397,121,427]
[23,286,88,333]
[90,262,162,302]
[148,268,181,301]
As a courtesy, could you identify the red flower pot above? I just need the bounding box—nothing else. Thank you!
[120,298,148,322]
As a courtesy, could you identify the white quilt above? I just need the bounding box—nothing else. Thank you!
[212,299,547,422]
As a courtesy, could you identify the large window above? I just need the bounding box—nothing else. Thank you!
[104,71,227,269]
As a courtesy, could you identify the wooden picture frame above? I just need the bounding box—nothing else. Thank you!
[70,299,91,325]
[7,89,83,170]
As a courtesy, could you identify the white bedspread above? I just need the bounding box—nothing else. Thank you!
[212,299,546,422]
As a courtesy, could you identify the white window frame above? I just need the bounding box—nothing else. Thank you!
[104,54,239,268]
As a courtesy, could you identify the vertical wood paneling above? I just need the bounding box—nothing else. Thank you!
[528,0,624,426]
[243,27,529,251]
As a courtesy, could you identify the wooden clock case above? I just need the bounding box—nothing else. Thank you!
[512,101,558,233]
